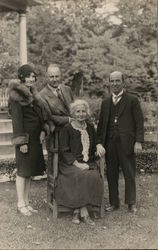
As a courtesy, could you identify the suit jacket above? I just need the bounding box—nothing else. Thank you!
[39,84,73,133]
[97,92,144,155]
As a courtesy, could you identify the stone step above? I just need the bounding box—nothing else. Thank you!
[0,119,12,132]
[0,133,47,148]
[0,132,12,143]
[0,140,12,146]
[0,147,47,159]
[0,143,15,155]
[0,111,10,119]
[0,153,15,160]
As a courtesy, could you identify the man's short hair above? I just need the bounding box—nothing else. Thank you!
[46,63,60,72]
[109,71,124,83]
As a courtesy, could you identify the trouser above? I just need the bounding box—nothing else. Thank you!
[106,136,136,206]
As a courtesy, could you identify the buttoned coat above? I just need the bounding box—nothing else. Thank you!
[97,92,144,155]
[8,81,46,177]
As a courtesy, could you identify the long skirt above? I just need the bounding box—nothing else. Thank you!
[55,162,104,208]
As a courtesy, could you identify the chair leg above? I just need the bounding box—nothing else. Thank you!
[47,151,52,216]
[47,182,52,216]
[53,199,58,220]
[100,199,105,218]
[100,181,105,218]
[99,156,105,218]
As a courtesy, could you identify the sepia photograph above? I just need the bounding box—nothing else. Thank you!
[0,0,157,249]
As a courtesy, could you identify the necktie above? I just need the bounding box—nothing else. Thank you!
[113,94,122,105]
[56,88,70,114]
[56,88,62,100]
[113,96,119,105]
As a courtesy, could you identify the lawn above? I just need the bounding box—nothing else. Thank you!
[0,173,158,249]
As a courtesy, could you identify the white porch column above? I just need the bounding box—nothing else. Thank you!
[19,11,27,65]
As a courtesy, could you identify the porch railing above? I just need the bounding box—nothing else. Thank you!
[0,87,9,108]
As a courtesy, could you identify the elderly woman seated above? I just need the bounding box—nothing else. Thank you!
[55,99,104,225]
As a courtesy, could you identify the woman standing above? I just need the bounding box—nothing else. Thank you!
[8,64,46,216]
[55,99,104,225]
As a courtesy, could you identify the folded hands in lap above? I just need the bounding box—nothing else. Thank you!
[73,160,89,171]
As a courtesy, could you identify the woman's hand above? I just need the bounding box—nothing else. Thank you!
[96,144,106,157]
[40,131,46,144]
[73,160,89,170]
[20,144,28,153]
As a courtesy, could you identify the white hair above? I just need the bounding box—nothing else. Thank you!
[46,63,60,72]
[70,99,90,116]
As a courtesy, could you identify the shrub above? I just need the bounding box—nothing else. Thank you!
[136,151,157,173]
[0,157,48,181]
[0,158,16,181]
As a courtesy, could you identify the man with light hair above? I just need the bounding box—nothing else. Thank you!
[96,71,144,213]
[39,64,74,150]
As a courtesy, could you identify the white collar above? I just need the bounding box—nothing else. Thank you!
[47,84,60,91]
[71,121,87,131]
[47,84,61,96]
[112,89,124,98]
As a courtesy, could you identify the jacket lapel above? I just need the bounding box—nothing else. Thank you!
[118,92,127,118]
[45,85,57,99]
[105,97,111,123]
[58,85,70,115]
[45,85,69,115]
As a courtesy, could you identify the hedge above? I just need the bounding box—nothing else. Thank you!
[0,149,157,182]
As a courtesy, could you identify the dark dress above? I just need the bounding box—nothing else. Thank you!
[9,99,45,177]
[55,122,104,208]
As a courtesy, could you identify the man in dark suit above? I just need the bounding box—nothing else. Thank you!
[96,71,144,213]
[39,64,74,150]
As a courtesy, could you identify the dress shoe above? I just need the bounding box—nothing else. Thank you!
[105,205,119,212]
[72,213,80,225]
[81,216,95,226]
[26,205,38,213]
[17,206,32,216]
[128,204,137,213]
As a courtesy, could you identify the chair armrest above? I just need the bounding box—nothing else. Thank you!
[99,156,105,178]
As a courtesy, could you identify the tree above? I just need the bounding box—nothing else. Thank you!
[0,12,19,79]
[0,0,157,100]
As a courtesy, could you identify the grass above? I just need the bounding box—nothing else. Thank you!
[0,173,158,249]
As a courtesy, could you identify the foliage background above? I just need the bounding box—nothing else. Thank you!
[0,0,157,124]
[0,0,157,175]
[0,1,157,87]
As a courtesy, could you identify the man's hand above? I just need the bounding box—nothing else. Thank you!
[40,131,46,144]
[96,144,105,157]
[20,144,28,153]
[134,142,142,154]
[73,160,89,170]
